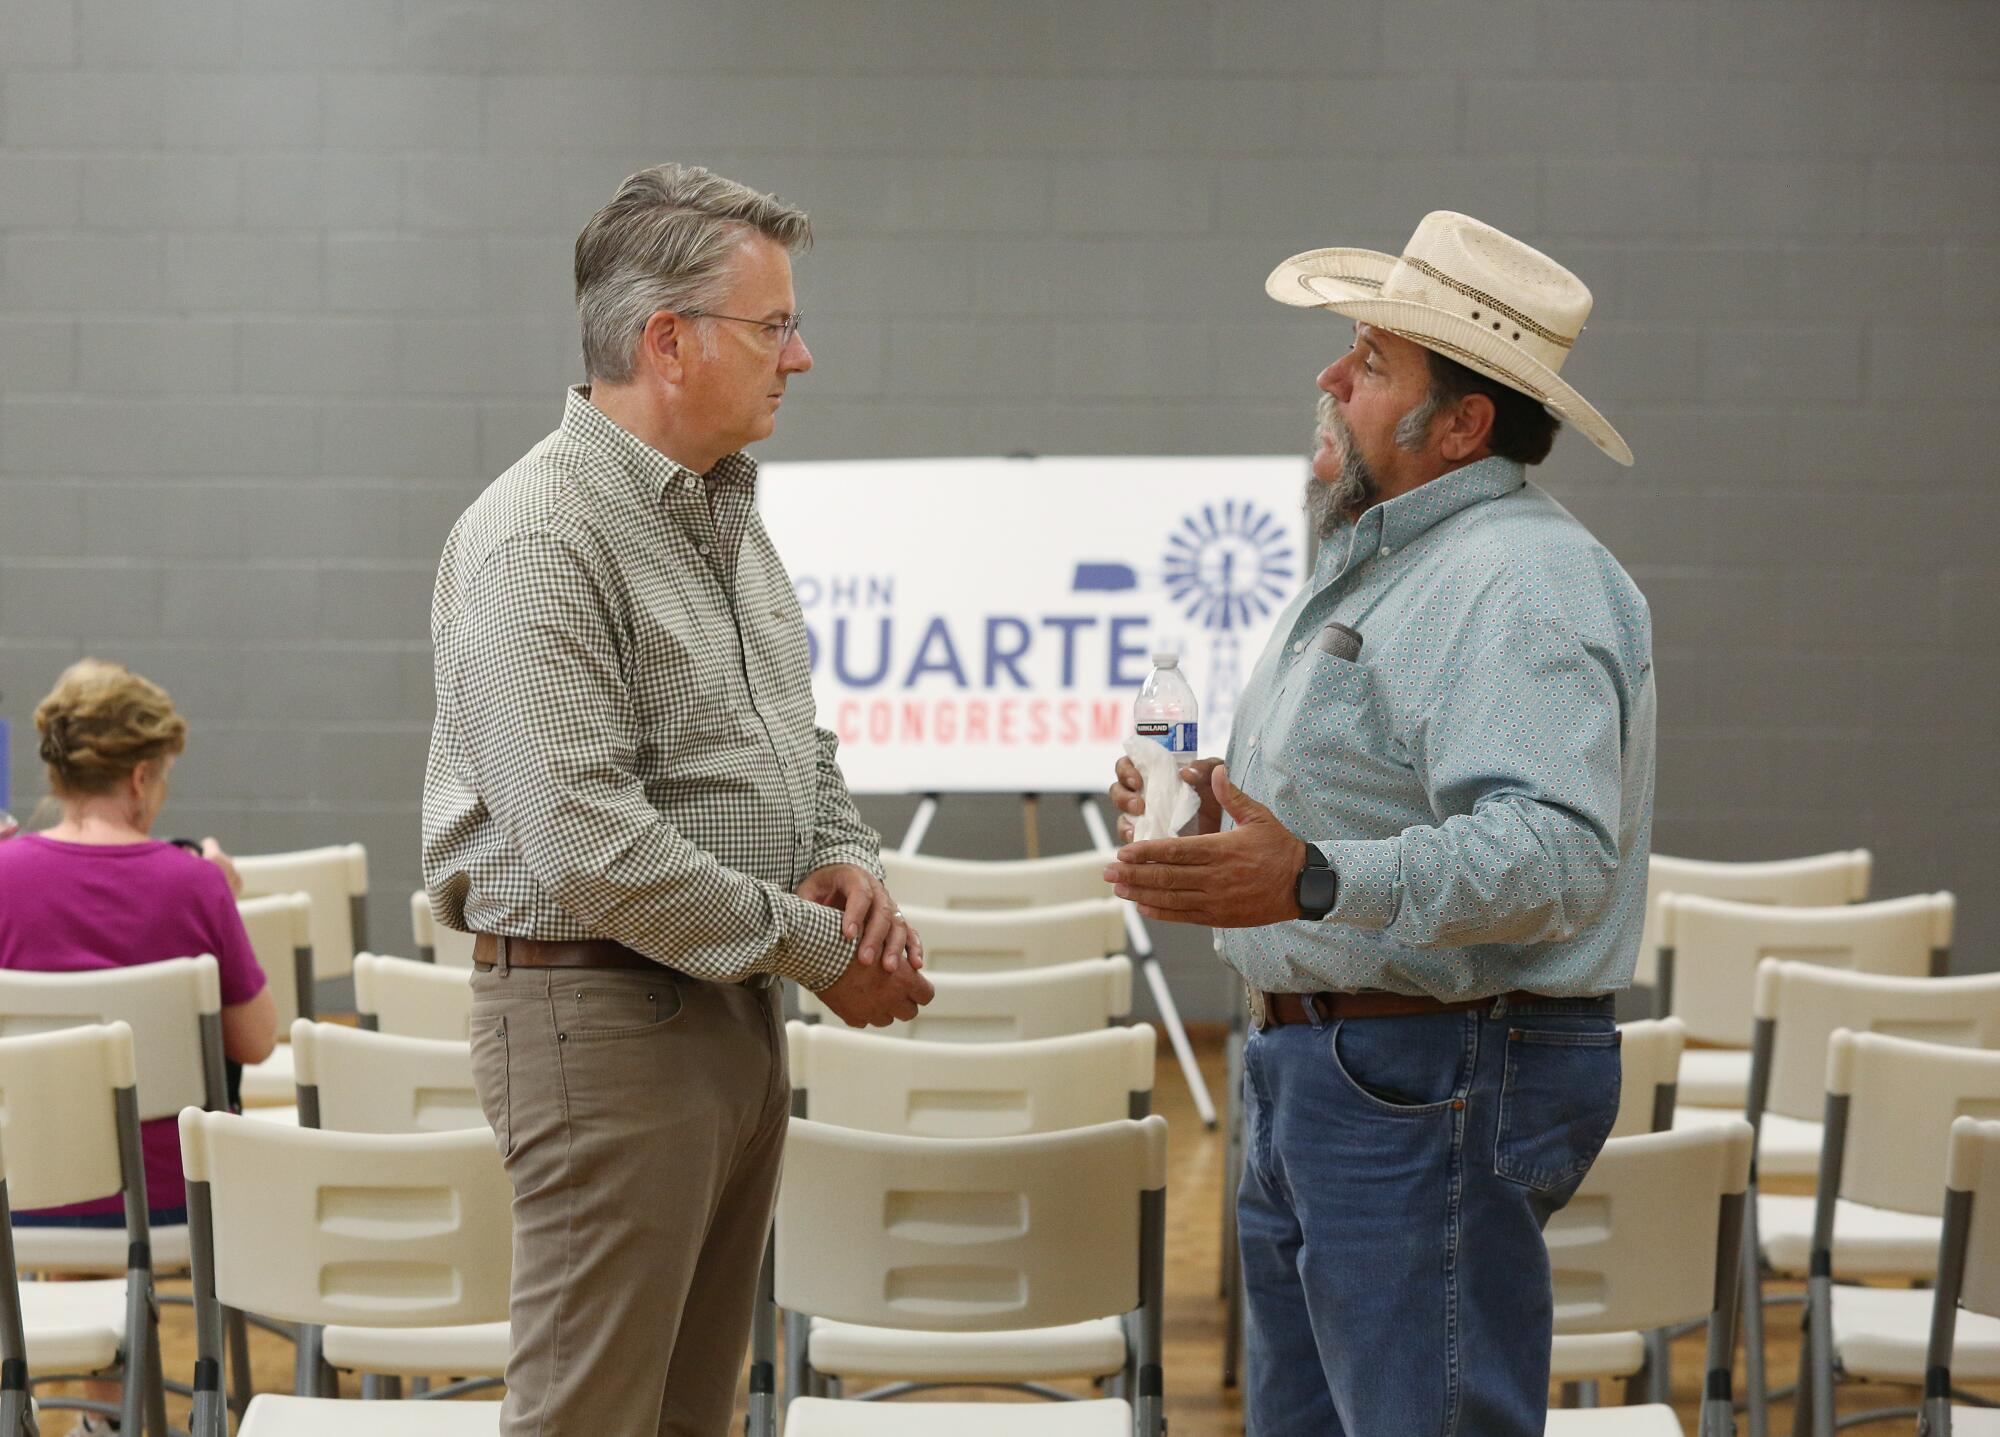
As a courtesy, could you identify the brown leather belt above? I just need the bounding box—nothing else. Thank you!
[1251,987,1545,1029]
[472,934,662,973]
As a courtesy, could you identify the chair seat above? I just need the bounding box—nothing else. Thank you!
[1758,1195,1941,1277]
[14,1223,191,1276]
[1671,1106,1822,1178]
[808,1315,1127,1381]
[239,1044,295,1107]
[1545,1406,1683,1435]
[322,1320,509,1376]
[1676,1049,1749,1109]
[19,1277,128,1373]
[1548,1329,1646,1382]
[240,1395,503,1434]
[1944,1409,2000,1435]
[784,1397,1133,1435]
[1831,1284,2000,1382]
[243,1105,298,1126]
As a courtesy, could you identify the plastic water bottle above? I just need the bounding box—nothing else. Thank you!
[1134,652,1199,760]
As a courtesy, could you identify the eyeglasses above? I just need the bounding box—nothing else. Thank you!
[683,309,804,348]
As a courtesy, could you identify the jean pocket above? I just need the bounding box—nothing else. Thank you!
[471,1014,511,1156]
[565,976,685,1039]
[1328,1017,1462,1116]
[1494,1026,1621,1192]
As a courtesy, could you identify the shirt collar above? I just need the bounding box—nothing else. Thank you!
[1319,454,1525,575]
[560,385,760,501]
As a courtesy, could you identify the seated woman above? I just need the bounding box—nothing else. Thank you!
[0,657,277,1231]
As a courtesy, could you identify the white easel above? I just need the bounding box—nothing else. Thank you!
[896,790,1218,1130]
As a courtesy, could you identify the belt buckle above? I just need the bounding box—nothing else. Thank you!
[1245,984,1269,1031]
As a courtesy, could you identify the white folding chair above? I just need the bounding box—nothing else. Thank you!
[1675,962,2000,1426]
[0,957,252,1411]
[1542,1122,1753,1437]
[233,844,370,985]
[1548,1018,1686,1405]
[289,1022,501,1402]
[1659,891,1953,1111]
[235,892,316,1109]
[409,892,477,970]
[751,1116,1168,1437]
[1638,850,1871,991]
[878,850,1112,910]
[895,900,1127,973]
[353,953,473,1042]
[180,1110,509,1435]
[1792,1032,2000,1433]
[1917,1117,2000,1436]
[797,958,1133,1043]
[783,1023,1156,1407]
[0,1023,166,1435]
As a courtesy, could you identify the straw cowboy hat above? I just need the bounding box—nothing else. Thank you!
[1266,211,1632,466]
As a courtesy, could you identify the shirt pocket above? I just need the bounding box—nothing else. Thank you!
[1493,1022,1622,1193]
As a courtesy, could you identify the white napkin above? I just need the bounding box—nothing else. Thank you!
[1121,736,1202,842]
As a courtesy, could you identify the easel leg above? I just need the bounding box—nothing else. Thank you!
[898,794,939,855]
[1078,794,1218,1129]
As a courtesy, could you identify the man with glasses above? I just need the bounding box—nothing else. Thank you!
[424,164,934,1437]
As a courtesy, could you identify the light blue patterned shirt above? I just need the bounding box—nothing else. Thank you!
[1220,455,1655,1000]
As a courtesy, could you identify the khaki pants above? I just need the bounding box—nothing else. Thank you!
[469,960,788,1437]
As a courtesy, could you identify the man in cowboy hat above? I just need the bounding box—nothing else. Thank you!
[1105,211,1654,1435]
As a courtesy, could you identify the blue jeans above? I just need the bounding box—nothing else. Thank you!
[1238,994,1620,1437]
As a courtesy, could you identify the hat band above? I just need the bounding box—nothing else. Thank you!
[1397,256,1574,351]
[1393,329,1552,403]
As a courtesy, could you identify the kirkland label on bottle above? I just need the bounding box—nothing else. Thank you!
[1135,721,1197,752]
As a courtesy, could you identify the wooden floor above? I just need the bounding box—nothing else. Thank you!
[39,1026,1990,1433]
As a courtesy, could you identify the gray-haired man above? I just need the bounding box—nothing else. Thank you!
[424,165,933,1435]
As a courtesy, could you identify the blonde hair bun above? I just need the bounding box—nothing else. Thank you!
[33,658,188,797]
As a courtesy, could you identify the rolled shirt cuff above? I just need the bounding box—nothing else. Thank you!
[1319,837,1401,931]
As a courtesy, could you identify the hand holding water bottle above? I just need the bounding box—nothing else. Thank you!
[1109,652,1224,843]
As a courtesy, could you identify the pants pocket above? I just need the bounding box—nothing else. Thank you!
[1328,1016,1464,1115]
[1494,1025,1621,1192]
[472,1013,511,1156]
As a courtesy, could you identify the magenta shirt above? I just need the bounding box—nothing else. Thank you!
[0,834,268,1216]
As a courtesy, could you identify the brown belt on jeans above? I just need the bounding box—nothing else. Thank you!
[471,934,662,973]
[1251,987,1545,1028]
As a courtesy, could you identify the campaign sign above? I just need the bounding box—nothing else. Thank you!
[757,455,1308,794]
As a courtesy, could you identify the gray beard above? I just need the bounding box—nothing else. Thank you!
[1305,400,1378,540]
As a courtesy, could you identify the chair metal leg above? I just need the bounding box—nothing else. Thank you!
[1742,1194,1769,1437]
[225,1306,252,1415]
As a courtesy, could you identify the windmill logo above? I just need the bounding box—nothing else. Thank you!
[1162,500,1296,728]
[1070,498,1296,732]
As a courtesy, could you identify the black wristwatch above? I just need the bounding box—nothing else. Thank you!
[1295,844,1337,921]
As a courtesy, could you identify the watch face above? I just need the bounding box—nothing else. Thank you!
[1297,865,1338,919]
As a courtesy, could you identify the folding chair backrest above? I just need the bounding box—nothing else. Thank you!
[1661,892,1953,1047]
[1755,961,2000,1123]
[797,957,1133,1042]
[1610,1018,1684,1137]
[775,1115,1167,1331]
[1948,1118,2000,1320]
[352,953,473,1041]
[788,1021,1155,1137]
[181,1110,509,1328]
[409,891,477,969]
[290,1021,480,1135]
[1639,850,1870,986]
[237,892,314,1028]
[0,1023,137,1211]
[879,850,1113,910]
[1545,1121,1752,1334]
[1831,1030,2000,1217]
[898,899,1127,973]
[0,956,222,1119]
[234,843,369,982]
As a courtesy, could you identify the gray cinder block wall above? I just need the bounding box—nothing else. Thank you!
[2,1,1994,1020]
